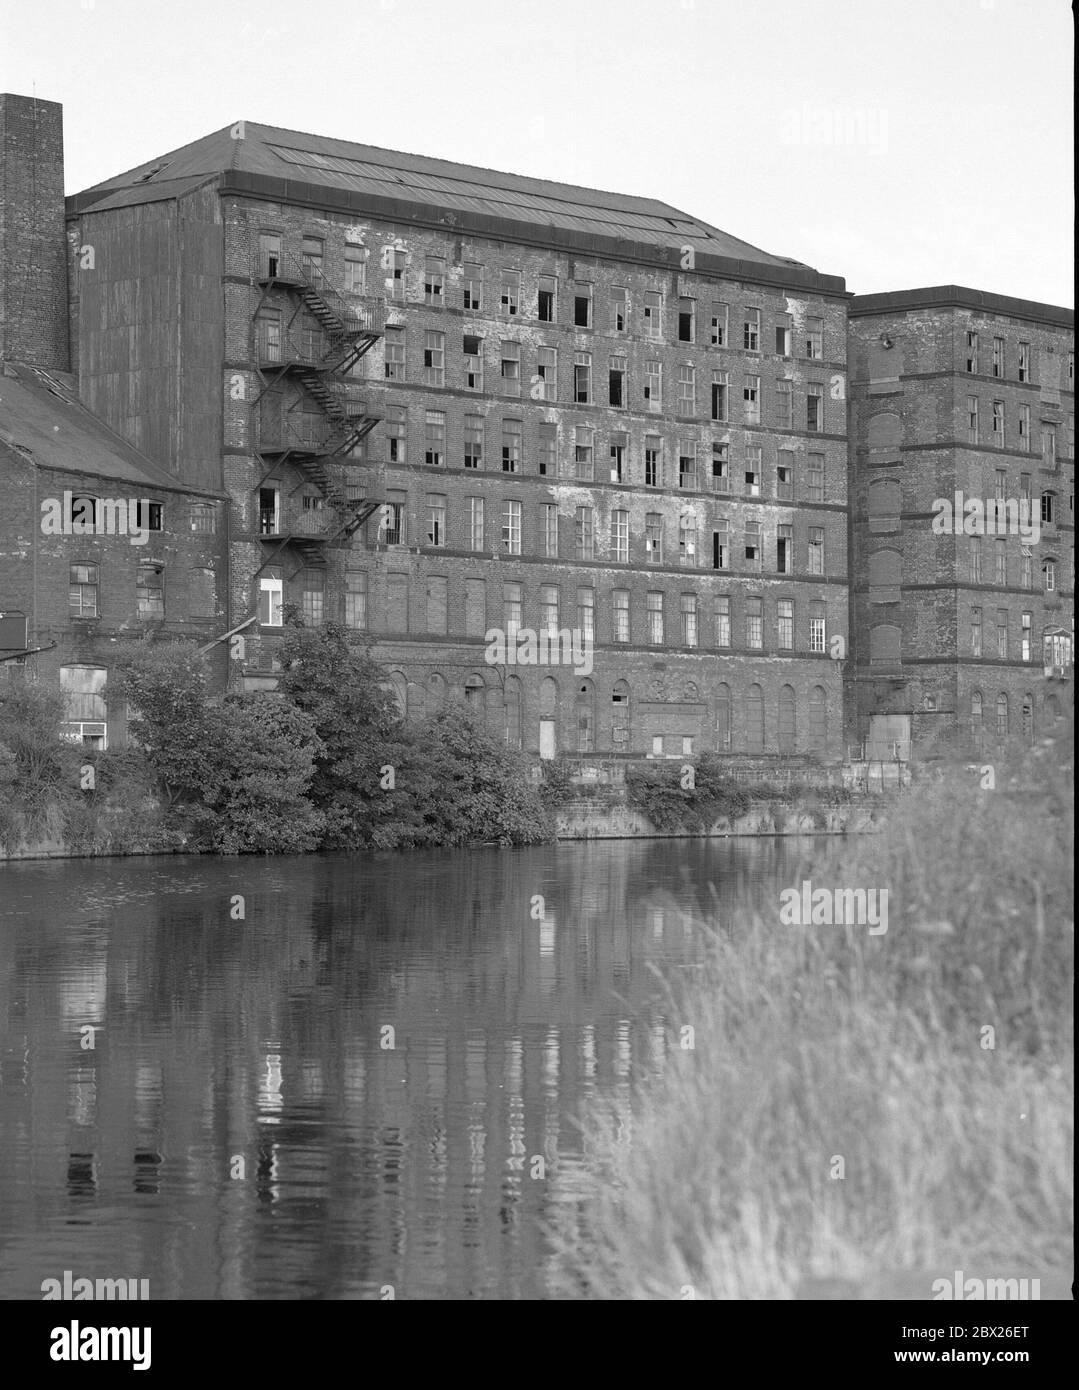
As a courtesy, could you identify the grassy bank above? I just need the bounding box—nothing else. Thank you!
[551,725,1073,1299]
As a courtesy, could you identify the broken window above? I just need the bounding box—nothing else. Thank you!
[502,419,522,473]
[806,316,823,360]
[711,371,728,422]
[644,360,661,411]
[574,283,592,328]
[463,262,483,311]
[645,435,662,487]
[69,563,99,618]
[679,442,698,490]
[609,355,626,407]
[745,444,761,497]
[992,336,1004,378]
[344,244,367,295]
[384,325,405,380]
[136,564,164,620]
[425,409,445,466]
[744,520,761,571]
[776,524,792,574]
[710,303,728,347]
[385,404,407,463]
[678,516,697,567]
[424,255,445,306]
[777,449,794,500]
[423,330,445,386]
[643,291,663,339]
[609,286,627,333]
[538,421,557,476]
[743,309,760,351]
[536,345,557,400]
[711,441,730,493]
[610,431,627,482]
[426,493,447,547]
[808,526,825,575]
[463,333,483,391]
[806,384,823,432]
[501,340,521,396]
[744,374,761,425]
[538,275,556,322]
[775,318,792,356]
[500,268,520,316]
[678,297,695,343]
[464,413,483,469]
[645,512,663,564]
[712,519,729,571]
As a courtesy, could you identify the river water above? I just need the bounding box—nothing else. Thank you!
[0,838,815,1300]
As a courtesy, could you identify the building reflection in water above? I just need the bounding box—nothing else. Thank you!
[0,836,811,1298]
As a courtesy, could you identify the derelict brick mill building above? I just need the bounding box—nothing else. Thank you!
[0,91,1072,762]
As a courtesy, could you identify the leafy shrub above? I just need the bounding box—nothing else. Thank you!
[626,753,751,832]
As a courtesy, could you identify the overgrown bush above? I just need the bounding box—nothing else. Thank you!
[626,753,751,832]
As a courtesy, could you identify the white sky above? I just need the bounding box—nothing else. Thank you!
[1,0,1073,306]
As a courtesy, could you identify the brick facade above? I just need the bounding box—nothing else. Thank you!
[849,289,1074,758]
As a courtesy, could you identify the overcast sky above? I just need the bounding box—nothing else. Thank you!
[1,0,1073,306]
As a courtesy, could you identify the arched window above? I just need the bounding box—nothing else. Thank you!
[1021,693,1034,744]
[539,676,558,760]
[426,672,446,713]
[716,683,732,752]
[866,411,902,452]
[1045,694,1062,723]
[808,685,826,752]
[996,692,1009,740]
[970,691,983,751]
[406,679,425,722]
[1042,558,1056,592]
[463,673,485,707]
[746,684,764,753]
[504,676,522,750]
[576,679,595,753]
[778,685,796,753]
[611,680,631,752]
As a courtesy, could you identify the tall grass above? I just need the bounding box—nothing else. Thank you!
[551,725,1073,1298]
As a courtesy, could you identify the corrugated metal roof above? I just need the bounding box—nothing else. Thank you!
[70,121,808,269]
[0,366,220,495]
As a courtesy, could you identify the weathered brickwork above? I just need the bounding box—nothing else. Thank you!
[0,95,69,372]
[849,290,1074,757]
[214,197,849,759]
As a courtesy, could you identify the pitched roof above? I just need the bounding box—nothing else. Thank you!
[69,121,812,271]
[0,363,221,495]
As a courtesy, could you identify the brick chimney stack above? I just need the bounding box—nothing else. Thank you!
[0,93,70,371]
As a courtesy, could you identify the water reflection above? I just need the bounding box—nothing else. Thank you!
[0,837,811,1299]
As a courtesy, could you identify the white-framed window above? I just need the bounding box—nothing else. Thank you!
[501,499,522,554]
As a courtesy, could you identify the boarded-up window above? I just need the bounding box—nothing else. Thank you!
[870,624,901,665]
[778,685,796,753]
[464,578,486,637]
[866,412,902,453]
[746,684,764,753]
[716,683,731,751]
[190,567,215,617]
[868,549,902,602]
[426,577,448,634]
[808,686,826,751]
[867,478,902,532]
[387,573,409,633]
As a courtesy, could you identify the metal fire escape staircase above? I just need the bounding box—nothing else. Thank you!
[252,250,384,573]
